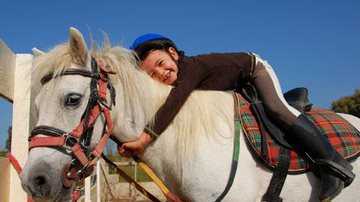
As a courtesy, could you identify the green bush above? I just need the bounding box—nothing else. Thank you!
[0,150,6,157]
[108,164,152,182]
[331,89,360,118]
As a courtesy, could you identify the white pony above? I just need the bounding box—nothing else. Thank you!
[20,27,360,202]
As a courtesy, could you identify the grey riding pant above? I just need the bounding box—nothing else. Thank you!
[251,54,301,129]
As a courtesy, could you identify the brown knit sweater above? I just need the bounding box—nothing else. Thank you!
[144,52,255,137]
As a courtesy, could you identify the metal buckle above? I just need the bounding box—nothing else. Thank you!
[76,162,95,179]
[77,162,89,177]
[64,133,78,150]
[66,159,88,181]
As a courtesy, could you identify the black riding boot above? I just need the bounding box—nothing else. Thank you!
[287,115,355,202]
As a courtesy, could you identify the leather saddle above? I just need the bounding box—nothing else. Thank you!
[240,84,312,149]
[283,87,313,113]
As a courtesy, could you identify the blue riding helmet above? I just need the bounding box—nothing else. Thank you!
[129,33,168,50]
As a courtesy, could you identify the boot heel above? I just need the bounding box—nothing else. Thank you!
[317,159,355,187]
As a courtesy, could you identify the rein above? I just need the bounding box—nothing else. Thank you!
[29,57,115,187]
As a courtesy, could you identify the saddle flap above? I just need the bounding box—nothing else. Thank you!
[236,93,360,173]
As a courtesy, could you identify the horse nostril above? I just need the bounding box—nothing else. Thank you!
[29,174,51,197]
[34,176,47,186]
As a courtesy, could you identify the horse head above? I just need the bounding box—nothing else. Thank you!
[20,27,117,201]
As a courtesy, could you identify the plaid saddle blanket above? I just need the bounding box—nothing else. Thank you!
[236,93,360,173]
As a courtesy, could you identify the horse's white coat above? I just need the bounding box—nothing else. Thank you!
[20,27,360,202]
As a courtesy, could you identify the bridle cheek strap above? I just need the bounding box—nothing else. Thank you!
[71,144,89,166]
[87,107,113,166]
[70,105,102,138]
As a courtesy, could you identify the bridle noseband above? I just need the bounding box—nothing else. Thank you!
[29,57,116,187]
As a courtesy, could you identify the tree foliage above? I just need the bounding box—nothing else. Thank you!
[331,89,360,118]
[0,126,11,157]
[6,126,12,152]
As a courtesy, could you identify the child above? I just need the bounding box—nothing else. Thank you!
[119,33,354,201]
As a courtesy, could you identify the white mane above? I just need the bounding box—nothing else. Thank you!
[98,44,234,160]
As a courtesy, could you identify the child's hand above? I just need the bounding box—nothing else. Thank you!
[118,132,153,158]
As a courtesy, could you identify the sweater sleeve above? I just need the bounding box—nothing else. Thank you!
[143,60,204,137]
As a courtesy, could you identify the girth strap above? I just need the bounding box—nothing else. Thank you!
[239,83,292,201]
[215,92,242,201]
[261,147,290,202]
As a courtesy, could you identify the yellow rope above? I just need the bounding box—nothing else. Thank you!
[133,157,182,202]
[137,161,170,193]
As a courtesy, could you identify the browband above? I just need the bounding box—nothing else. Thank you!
[41,68,100,85]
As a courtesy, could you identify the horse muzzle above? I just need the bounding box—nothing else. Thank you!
[20,159,65,200]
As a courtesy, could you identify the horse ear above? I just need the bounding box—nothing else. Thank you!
[32,47,45,58]
[69,27,88,63]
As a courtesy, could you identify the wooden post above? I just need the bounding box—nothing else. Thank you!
[1,40,33,202]
[97,161,101,202]
[0,39,16,102]
[9,53,33,202]
[85,177,91,201]
[0,158,10,202]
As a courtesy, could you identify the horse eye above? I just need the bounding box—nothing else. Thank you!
[65,94,82,107]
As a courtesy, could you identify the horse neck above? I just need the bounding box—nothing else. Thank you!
[111,67,171,140]
[108,64,185,174]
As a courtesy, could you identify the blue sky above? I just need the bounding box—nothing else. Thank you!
[0,0,359,150]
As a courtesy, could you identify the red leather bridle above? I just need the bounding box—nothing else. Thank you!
[28,57,116,188]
